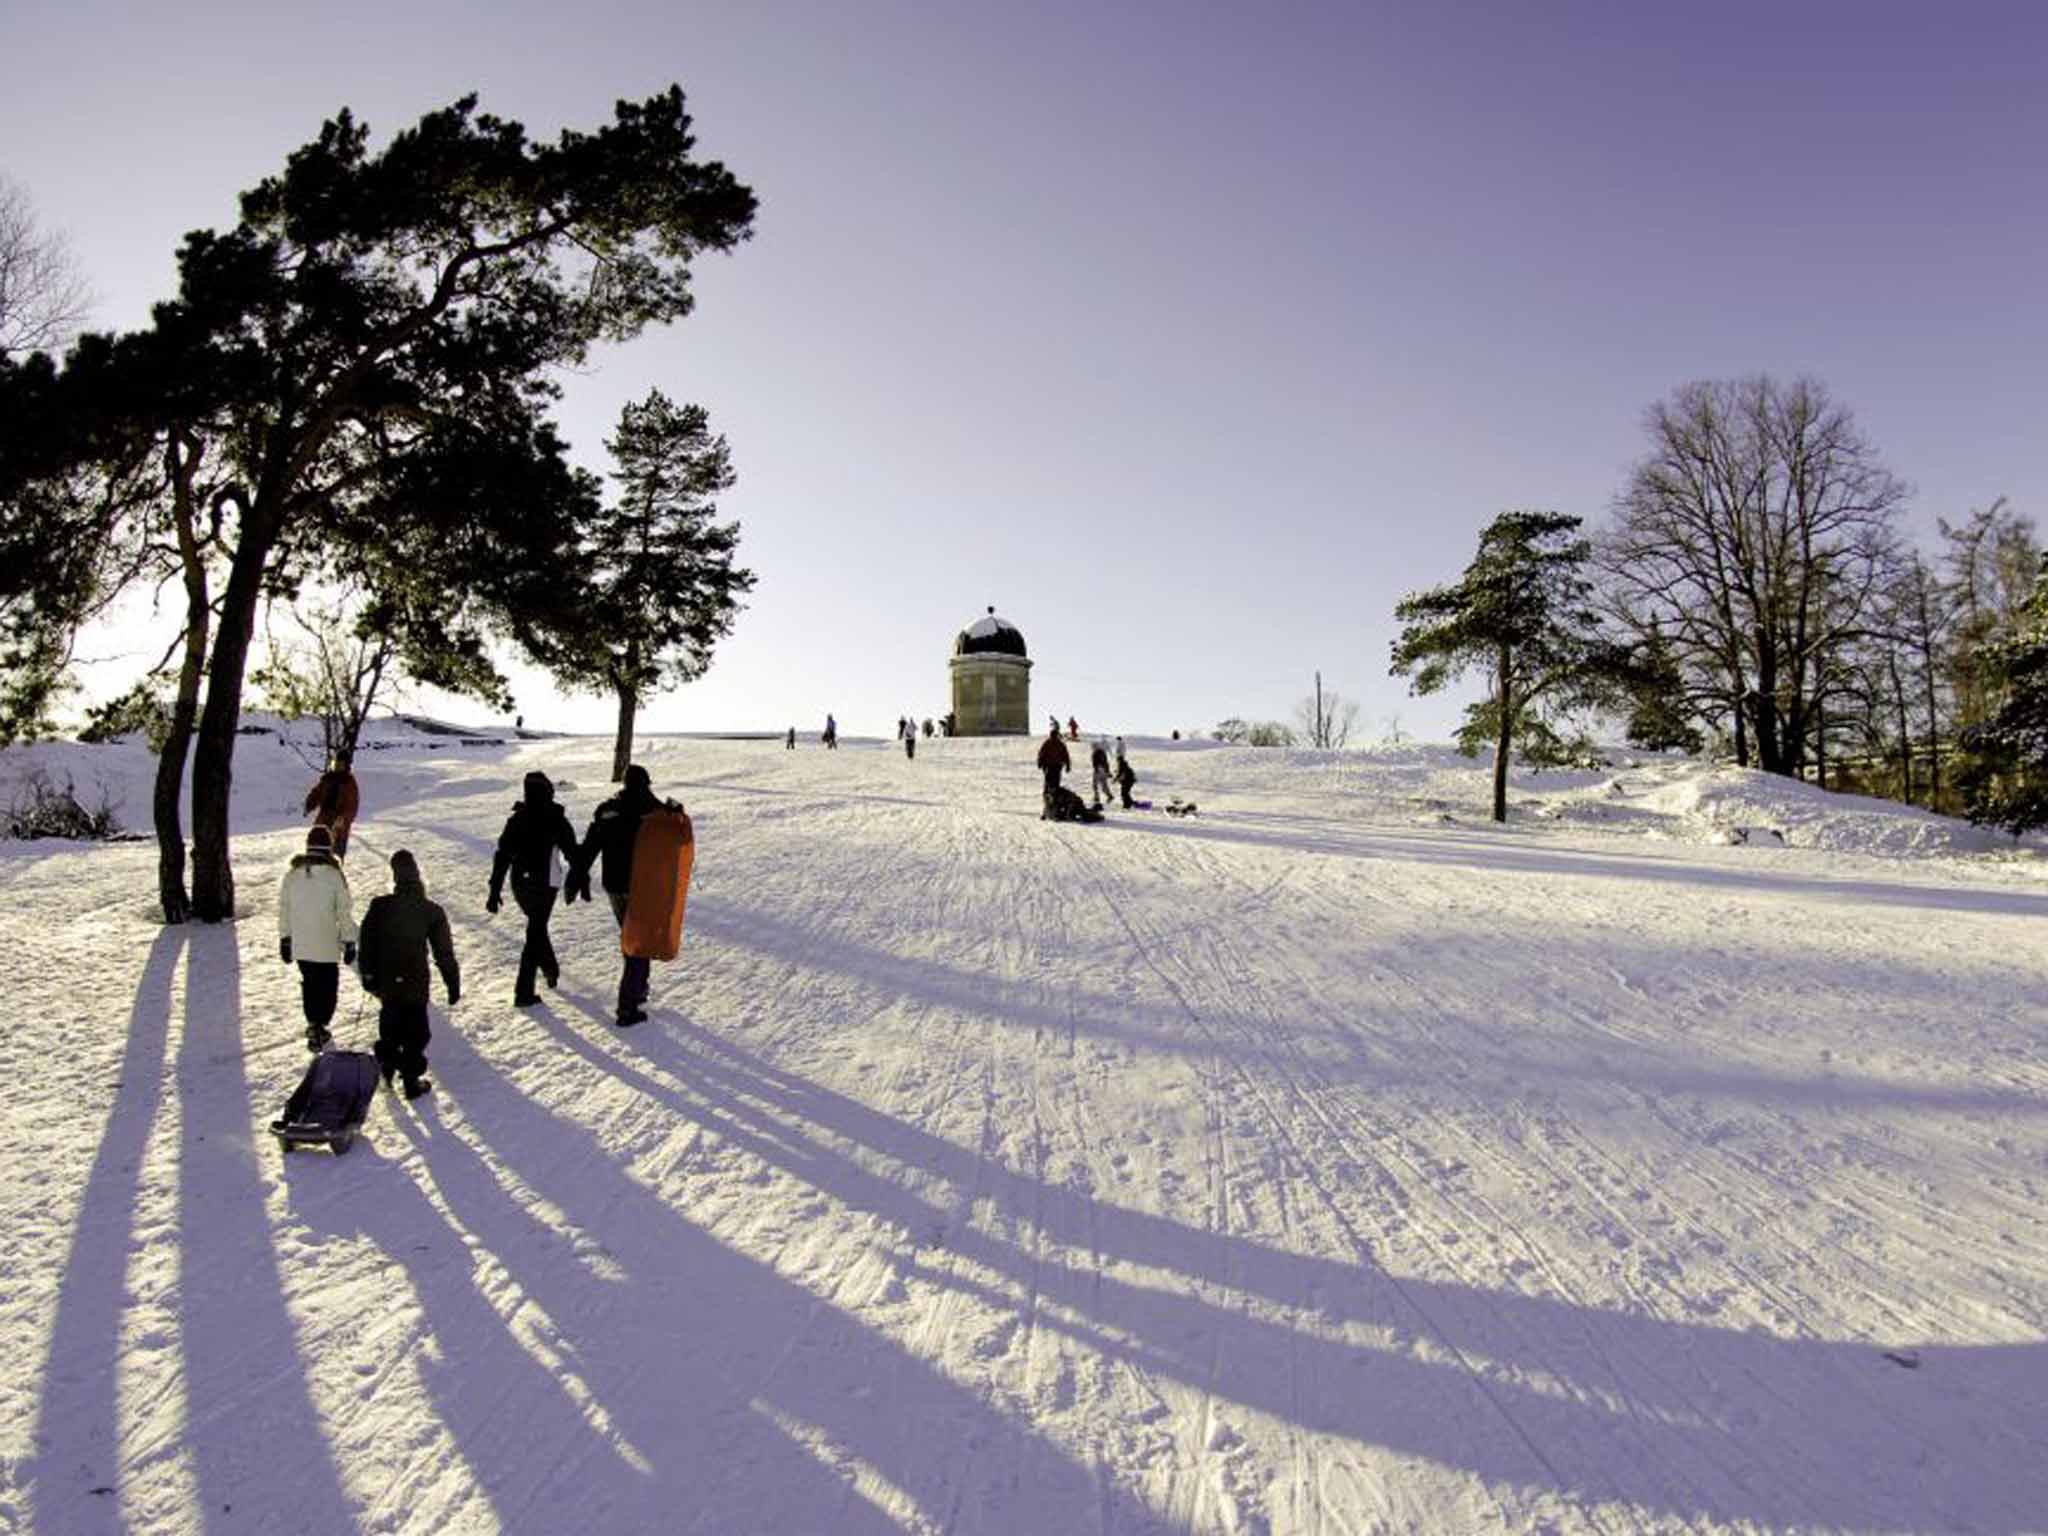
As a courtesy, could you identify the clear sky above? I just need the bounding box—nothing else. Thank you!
[5,0,2043,741]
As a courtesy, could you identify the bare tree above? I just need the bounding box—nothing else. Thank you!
[1601,376,1907,777]
[0,178,91,357]
[252,590,401,769]
[1294,671,1360,748]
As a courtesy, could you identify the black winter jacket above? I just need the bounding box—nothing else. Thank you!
[490,777,579,897]
[576,784,662,896]
[359,867,460,1007]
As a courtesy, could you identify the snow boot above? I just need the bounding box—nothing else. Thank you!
[402,1077,433,1101]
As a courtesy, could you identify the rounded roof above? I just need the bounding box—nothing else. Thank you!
[954,606,1027,658]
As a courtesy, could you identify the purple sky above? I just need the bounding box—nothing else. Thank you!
[5,0,2043,741]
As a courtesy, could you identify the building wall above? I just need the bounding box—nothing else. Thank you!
[949,657,1032,735]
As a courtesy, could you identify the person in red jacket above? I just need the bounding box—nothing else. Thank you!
[304,749,360,858]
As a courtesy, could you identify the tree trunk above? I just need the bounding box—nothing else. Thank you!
[1491,649,1512,823]
[612,682,638,783]
[1887,652,1913,805]
[154,444,212,924]
[190,511,278,922]
[154,566,210,925]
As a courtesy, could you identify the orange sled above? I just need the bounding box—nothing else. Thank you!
[622,807,695,962]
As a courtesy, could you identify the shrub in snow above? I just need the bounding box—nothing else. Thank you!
[5,768,121,841]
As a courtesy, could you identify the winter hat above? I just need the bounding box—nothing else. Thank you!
[623,764,652,794]
[305,824,333,851]
[389,849,423,888]
[522,770,555,804]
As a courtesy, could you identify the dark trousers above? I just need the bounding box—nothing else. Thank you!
[297,960,339,1028]
[606,890,651,1017]
[512,878,560,999]
[375,1000,431,1087]
[1119,780,1134,809]
[1041,766,1062,818]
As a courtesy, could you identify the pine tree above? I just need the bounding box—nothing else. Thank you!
[1391,511,1627,821]
[8,89,755,920]
[527,391,754,780]
[1623,621,1704,754]
[1959,560,2048,834]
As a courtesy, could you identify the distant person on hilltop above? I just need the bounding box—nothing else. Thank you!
[1037,722,1071,820]
[486,771,580,1007]
[786,727,797,749]
[304,749,360,859]
[1067,716,1079,741]
[823,713,837,750]
[277,824,357,1053]
[358,849,460,1100]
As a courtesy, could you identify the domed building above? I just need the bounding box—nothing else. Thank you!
[949,607,1032,735]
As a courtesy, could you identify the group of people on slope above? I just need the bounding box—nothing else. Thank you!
[276,759,687,1101]
[1038,719,1136,820]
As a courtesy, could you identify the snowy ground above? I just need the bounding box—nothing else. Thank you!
[4,727,2047,1534]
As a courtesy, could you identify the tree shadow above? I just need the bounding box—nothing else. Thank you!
[26,925,187,1532]
[303,1018,1151,1534]
[171,926,357,1532]
[678,894,2048,1121]
[574,1015,2048,1531]
[1115,810,2048,920]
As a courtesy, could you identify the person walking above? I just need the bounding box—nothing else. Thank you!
[786,727,797,749]
[1067,716,1079,742]
[487,770,579,1006]
[277,824,357,1051]
[303,749,360,859]
[567,763,673,1027]
[824,713,838,749]
[1090,738,1112,807]
[1037,721,1072,820]
[903,716,917,760]
[358,849,461,1100]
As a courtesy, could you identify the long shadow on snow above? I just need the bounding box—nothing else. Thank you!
[172,927,359,1533]
[280,1101,923,1533]
[574,1013,2047,1531]
[26,926,187,1532]
[329,1017,1146,1535]
[681,895,2048,1121]
[1103,809,2048,920]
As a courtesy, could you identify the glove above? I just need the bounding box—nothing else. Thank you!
[486,889,502,915]
[343,942,357,966]
[446,983,461,1008]
[280,937,292,964]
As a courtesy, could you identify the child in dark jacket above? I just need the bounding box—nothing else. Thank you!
[358,849,460,1099]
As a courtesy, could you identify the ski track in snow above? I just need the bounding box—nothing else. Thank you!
[3,732,2048,1535]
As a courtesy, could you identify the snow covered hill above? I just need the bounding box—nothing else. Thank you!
[4,729,2046,1534]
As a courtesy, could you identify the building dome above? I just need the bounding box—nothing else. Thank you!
[954,607,1027,658]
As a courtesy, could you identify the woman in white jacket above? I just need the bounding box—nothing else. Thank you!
[278,824,358,1050]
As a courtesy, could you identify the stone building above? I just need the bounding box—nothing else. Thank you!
[949,607,1031,735]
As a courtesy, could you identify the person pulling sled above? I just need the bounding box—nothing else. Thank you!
[357,849,461,1100]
